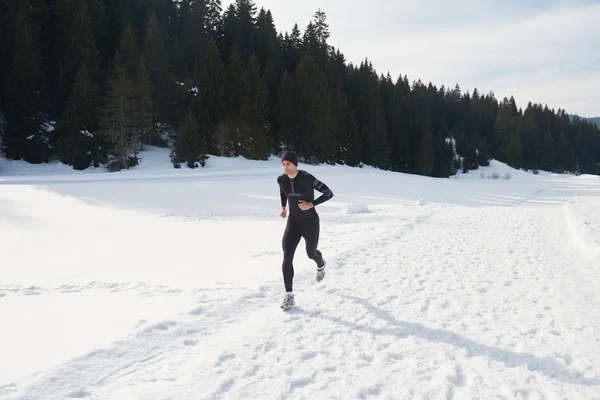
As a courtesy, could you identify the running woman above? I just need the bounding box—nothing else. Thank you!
[276,151,334,309]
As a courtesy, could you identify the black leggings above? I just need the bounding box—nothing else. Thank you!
[282,216,324,292]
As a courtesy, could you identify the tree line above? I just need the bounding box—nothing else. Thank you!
[1,0,599,175]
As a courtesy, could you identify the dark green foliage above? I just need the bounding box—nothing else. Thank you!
[55,62,102,169]
[171,107,207,168]
[238,54,271,160]
[143,12,175,132]
[219,47,246,157]
[416,129,434,175]
[51,0,101,119]
[0,5,598,177]
[2,14,51,163]
[293,55,334,163]
[97,52,139,172]
[134,54,155,150]
[189,39,224,155]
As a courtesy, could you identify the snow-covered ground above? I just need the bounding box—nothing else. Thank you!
[1,147,599,399]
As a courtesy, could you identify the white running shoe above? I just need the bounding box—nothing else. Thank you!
[281,292,295,310]
[316,260,326,282]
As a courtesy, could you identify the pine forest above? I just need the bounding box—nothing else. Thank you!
[1,0,599,176]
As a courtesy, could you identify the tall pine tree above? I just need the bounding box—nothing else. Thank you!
[171,107,207,168]
[143,12,173,132]
[97,52,139,171]
[190,39,224,155]
[2,16,51,163]
[238,54,271,159]
[220,48,246,156]
[55,62,102,169]
[294,55,334,163]
[134,54,155,150]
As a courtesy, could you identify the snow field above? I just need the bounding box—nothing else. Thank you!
[1,147,599,399]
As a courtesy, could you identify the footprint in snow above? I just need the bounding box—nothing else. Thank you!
[357,385,382,398]
[142,321,177,333]
[68,389,91,398]
[23,286,45,296]
[300,351,318,360]
[188,306,204,315]
[57,284,82,293]
[215,352,236,366]
[250,250,279,258]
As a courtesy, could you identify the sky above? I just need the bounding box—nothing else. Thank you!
[224,0,600,118]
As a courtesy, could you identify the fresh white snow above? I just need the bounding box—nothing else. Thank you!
[1,147,599,399]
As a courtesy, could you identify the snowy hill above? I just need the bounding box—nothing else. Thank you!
[1,147,600,399]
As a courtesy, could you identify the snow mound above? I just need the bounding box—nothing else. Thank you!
[338,203,371,214]
[416,198,428,206]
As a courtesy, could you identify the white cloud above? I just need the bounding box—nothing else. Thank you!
[224,0,600,117]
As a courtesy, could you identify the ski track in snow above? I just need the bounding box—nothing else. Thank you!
[2,154,600,399]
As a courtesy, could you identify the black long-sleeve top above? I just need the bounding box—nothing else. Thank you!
[277,170,333,219]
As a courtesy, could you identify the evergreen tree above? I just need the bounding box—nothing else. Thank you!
[518,104,538,169]
[191,39,224,155]
[381,74,407,172]
[432,136,455,177]
[134,54,155,150]
[282,23,302,73]
[294,55,335,163]
[105,0,135,64]
[220,48,246,156]
[303,9,330,70]
[506,129,524,169]
[477,137,491,166]
[277,70,302,153]
[1,0,31,115]
[254,8,283,147]
[541,127,556,172]
[86,0,108,65]
[235,0,258,60]
[0,2,597,176]
[219,4,242,63]
[332,89,361,166]
[117,24,140,79]
[347,60,389,169]
[238,54,271,159]
[171,107,207,168]
[97,52,139,171]
[51,0,101,117]
[55,62,102,169]
[205,0,223,37]
[2,17,51,163]
[143,12,173,131]
[416,129,434,175]
[557,132,575,172]
[179,0,209,70]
